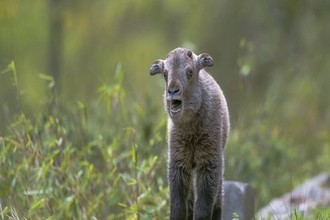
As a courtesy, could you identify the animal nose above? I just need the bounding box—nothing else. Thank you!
[168,88,180,95]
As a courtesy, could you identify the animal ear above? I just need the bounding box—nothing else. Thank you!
[149,59,164,76]
[197,53,214,69]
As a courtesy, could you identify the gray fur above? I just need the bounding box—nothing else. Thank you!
[150,48,230,220]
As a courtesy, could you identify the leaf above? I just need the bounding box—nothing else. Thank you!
[131,144,137,163]
[0,206,9,218]
[38,73,54,82]
[118,202,127,208]
[128,177,137,186]
[29,198,46,212]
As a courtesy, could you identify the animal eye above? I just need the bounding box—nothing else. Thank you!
[186,69,193,79]
[163,71,168,80]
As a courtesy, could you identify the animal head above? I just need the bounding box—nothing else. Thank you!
[149,47,214,120]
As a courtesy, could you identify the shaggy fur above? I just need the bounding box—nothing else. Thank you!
[150,48,230,220]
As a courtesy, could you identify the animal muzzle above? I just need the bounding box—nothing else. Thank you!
[167,97,182,117]
[167,84,183,117]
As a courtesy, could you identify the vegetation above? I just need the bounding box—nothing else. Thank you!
[0,64,169,219]
[0,0,329,219]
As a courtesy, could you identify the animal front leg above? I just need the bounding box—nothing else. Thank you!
[169,164,191,220]
[194,167,220,220]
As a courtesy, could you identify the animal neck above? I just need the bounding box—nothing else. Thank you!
[171,109,203,132]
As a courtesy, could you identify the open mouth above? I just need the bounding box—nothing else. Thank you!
[170,99,182,115]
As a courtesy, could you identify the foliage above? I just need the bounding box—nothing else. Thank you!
[310,208,330,220]
[0,66,168,219]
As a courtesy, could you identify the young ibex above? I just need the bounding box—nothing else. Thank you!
[150,47,230,220]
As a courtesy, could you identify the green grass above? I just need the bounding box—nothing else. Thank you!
[0,112,169,219]
[0,63,169,219]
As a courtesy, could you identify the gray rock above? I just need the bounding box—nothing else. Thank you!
[223,181,255,220]
[257,173,330,220]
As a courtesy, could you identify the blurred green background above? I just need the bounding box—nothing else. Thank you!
[0,0,330,219]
